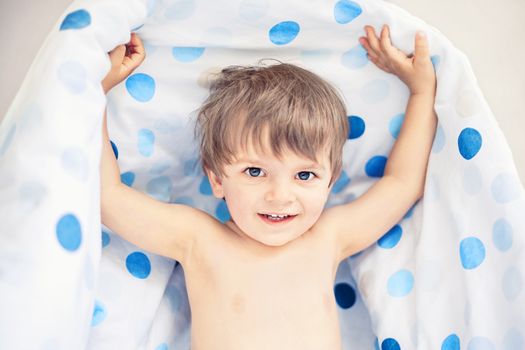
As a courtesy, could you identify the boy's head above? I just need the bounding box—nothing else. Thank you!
[195,62,348,246]
[196,62,348,185]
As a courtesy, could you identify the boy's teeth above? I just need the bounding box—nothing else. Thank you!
[266,214,288,219]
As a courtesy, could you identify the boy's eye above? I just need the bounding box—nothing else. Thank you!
[296,171,315,181]
[245,167,264,177]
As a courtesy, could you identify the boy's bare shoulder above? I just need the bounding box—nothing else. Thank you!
[173,204,235,257]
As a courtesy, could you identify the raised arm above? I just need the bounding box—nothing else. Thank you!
[325,25,438,261]
[100,34,212,263]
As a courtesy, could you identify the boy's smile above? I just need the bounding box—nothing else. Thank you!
[208,143,334,247]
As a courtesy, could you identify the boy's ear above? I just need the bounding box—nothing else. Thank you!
[206,169,225,199]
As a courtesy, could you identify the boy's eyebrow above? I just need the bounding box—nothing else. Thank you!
[236,157,326,171]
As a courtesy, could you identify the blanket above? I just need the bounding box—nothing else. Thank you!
[0,0,523,349]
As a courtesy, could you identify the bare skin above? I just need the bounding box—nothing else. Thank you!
[100,26,437,349]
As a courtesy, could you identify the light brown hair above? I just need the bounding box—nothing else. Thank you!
[196,62,348,184]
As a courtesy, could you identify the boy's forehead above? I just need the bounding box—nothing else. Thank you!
[231,140,330,167]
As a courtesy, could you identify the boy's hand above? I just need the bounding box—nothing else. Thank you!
[101,33,145,94]
[359,25,436,96]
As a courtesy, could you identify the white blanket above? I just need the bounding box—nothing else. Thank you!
[1,0,524,349]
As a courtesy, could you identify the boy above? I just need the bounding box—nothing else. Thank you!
[101,25,437,349]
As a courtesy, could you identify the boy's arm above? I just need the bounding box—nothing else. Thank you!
[100,34,212,263]
[101,111,213,263]
[324,25,437,261]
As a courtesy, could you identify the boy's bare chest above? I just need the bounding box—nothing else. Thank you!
[182,232,342,349]
[185,228,338,300]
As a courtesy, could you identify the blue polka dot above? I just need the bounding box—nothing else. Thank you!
[365,155,387,177]
[155,344,169,350]
[56,213,82,252]
[432,125,445,153]
[493,218,513,252]
[503,328,524,350]
[58,61,87,94]
[150,162,170,175]
[502,266,522,301]
[126,252,151,279]
[442,334,460,350]
[19,181,47,211]
[378,225,402,249]
[491,173,520,203]
[348,115,365,139]
[172,47,205,62]
[382,338,401,350]
[174,196,195,206]
[387,269,414,297]
[101,230,110,247]
[375,338,380,350]
[199,176,213,195]
[146,176,172,202]
[467,336,495,350]
[165,0,196,20]
[334,282,356,309]
[110,140,119,159]
[460,237,485,270]
[91,300,106,326]
[60,9,91,30]
[458,127,482,160]
[0,123,16,157]
[431,55,441,70]
[341,45,369,69]
[120,171,135,187]
[126,73,156,102]
[61,148,88,182]
[183,158,200,177]
[389,113,405,139]
[334,0,362,24]
[216,201,230,223]
[138,128,155,157]
[332,170,351,194]
[269,21,300,45]
[361,79,390,104]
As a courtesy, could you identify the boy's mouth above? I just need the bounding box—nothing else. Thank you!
[258,213,297,223]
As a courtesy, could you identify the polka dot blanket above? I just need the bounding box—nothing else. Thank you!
[0,0,524,349]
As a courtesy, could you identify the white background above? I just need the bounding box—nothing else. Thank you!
[0,0,523,184]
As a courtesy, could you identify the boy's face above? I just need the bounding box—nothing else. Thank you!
[207,141,333,247]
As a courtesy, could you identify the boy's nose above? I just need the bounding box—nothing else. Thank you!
[264,179,295,204]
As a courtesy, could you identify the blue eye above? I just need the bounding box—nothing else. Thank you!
[245,167,263,177]
[297,171,315,181]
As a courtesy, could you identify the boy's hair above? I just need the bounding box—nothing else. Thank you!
[196,62,348,185]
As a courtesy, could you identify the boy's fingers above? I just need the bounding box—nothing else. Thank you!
[128,33,146,63]
[364,25,381,53]
[379,25,393,53]
[359,37,378,60]
[414,31,430,59]
[109,45,126,64]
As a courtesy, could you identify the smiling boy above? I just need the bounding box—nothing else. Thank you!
[100,25,437,349]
